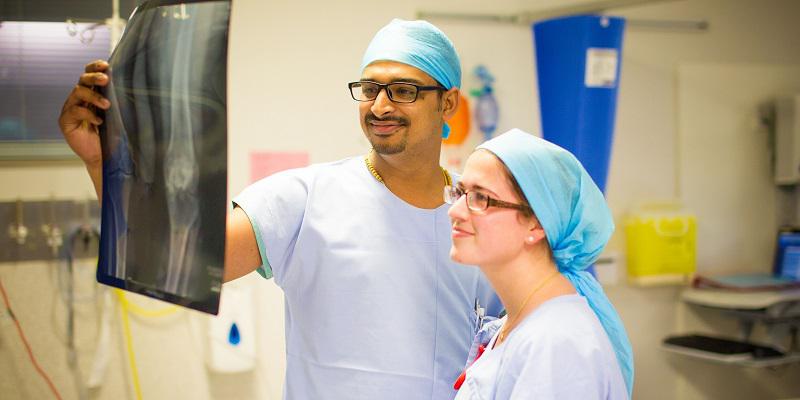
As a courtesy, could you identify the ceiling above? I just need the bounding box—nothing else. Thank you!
[1,0,677,24]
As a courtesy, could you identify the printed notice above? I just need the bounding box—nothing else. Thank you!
[585,48,618,88]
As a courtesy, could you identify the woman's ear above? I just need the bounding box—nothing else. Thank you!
[525,222,547,245]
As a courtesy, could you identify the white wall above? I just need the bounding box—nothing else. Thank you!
[2,0,800,399]
[610,1,800,399]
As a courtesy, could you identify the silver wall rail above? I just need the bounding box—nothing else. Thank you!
[625,18,708,31]
[416,11,709,32]
[1,199,100,263]
[417,0,709,32]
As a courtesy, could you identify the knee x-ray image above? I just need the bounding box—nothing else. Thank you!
[97,0,230,314]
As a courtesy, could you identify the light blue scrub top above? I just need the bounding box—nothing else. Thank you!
[234,156,502,400]
[455,295,628,400]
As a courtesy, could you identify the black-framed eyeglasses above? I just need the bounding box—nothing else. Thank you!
[348,80,446,103]
[444,185,533,213]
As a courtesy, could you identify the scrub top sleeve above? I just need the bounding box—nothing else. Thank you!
[232,168,310,284]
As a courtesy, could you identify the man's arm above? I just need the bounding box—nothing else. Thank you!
[224,207,262,282]
[58,60,111,200]
[60,60,261,283]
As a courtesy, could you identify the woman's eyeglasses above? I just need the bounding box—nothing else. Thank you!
[444,185,533,213]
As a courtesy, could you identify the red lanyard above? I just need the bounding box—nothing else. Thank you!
[453,344,486,390]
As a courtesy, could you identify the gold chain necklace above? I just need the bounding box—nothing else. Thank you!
[364,150,452,186]
[497,270,560,343]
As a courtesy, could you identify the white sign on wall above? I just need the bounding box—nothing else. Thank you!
[585,48,619,88]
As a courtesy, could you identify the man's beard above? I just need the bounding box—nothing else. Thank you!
[365,113,409,155]
[370,134,408,155]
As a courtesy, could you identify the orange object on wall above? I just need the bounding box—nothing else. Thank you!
[443,94,471,145]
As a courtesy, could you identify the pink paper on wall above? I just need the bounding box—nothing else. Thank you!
[250,152,309,183]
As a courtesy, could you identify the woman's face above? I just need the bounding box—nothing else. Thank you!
[448,150,537,267]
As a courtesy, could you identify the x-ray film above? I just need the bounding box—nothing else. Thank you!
[97,0,230,314]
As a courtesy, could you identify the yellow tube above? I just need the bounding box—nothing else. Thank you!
[115,289,143,400]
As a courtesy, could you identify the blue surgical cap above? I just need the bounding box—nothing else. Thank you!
[361,19,460,139]
[477,128,634,396]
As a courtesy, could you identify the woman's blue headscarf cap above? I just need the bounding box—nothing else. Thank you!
[361,19,460,139]
[477,128,635,396]
[477,128,613,269]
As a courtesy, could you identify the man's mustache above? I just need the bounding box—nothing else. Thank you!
[365,113,409,126]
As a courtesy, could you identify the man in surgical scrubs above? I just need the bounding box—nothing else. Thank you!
[58,19,501,399]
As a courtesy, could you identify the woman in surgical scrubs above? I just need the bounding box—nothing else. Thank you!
[446,129,633,399]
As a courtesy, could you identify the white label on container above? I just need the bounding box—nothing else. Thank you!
[585,48,618,88]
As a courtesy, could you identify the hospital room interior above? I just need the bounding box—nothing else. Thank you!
[2,0,800,399]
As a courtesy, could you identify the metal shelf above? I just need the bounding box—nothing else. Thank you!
[662,288,800,368]
[662,342,800,368]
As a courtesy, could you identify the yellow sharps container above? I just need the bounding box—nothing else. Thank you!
[625,203,696,285]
